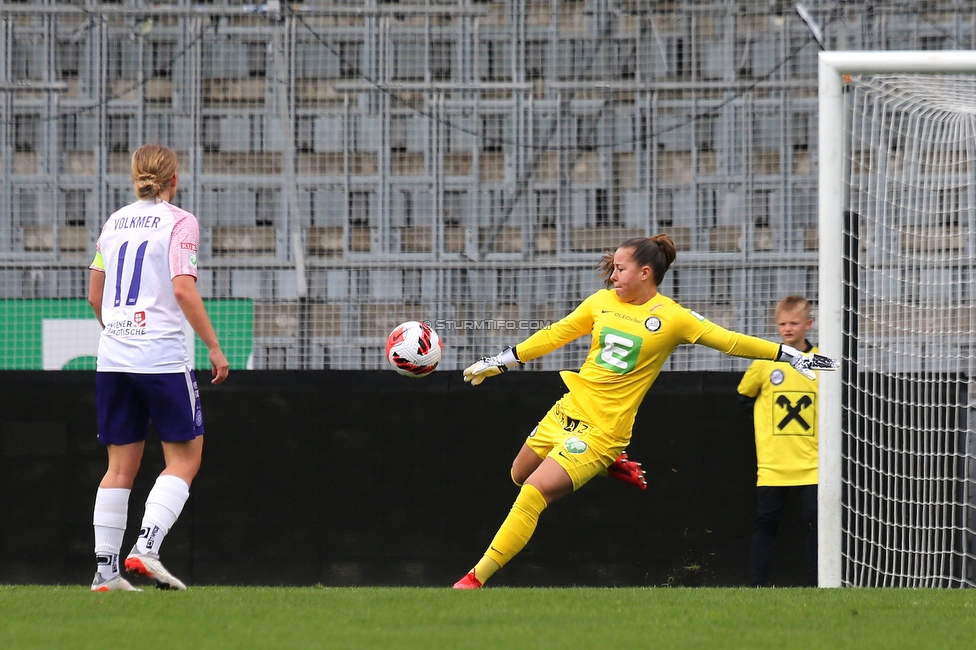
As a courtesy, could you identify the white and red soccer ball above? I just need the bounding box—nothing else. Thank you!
[386,320,442,377]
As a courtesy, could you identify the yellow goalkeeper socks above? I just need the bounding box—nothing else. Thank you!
[471,556,501,584]
[471,483,548,584]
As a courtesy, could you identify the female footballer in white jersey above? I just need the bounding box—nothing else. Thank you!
[87,144,229,592]
[453,234,839,588]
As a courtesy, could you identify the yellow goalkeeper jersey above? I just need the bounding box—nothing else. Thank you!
[736,347,819,486]
[515,289,781,441]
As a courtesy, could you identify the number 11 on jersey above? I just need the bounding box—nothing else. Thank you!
[114,240,149,307]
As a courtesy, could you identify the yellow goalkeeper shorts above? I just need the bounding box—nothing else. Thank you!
[525,399,626,491]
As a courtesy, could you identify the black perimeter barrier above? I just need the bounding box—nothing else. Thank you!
[0,370,814,587]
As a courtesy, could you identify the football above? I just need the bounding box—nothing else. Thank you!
[386,321,442,377]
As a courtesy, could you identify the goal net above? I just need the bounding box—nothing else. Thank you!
[819,53,976,588]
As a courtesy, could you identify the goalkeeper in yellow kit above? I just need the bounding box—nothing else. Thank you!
[453,234,839,588]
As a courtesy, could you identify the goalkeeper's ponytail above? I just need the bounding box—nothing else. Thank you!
[599,234,676,287]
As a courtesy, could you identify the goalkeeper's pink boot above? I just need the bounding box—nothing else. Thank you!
[453,571,483,589]
[607,452,647,490]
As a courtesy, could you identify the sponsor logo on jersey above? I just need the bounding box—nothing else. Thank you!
[770,369,785,385]
[134,311,147,328]
[644,316,661,332]
[189,253,197,268]
[104,320,148,338]
[180,242,198,251]
[601,310,643,324]
[688,310,706,322]
[596,327,642,374]
[564,437,588,454]
[774,392,816,434]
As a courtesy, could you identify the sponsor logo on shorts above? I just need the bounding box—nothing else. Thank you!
[564,437,588,454]
[528,425,538,438]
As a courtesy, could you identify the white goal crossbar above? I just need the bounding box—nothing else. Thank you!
[818,51,976,588]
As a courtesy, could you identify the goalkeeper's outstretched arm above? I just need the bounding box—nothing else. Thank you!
[695,321,839,381]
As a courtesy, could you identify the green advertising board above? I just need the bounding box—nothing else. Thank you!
[0,299,253,370]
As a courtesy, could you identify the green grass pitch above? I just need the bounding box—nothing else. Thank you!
[2,585,974,649]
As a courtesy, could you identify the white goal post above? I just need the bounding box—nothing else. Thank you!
[819,51,976,588]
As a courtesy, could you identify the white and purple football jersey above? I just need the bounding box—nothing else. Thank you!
[91,199,199,373]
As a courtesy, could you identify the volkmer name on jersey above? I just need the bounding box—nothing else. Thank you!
[114,215,162,229]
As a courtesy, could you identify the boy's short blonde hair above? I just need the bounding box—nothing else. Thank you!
[775,295,811,320]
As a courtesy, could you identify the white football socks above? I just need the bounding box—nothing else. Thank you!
[93,488,130,579]
[134,475,190,556]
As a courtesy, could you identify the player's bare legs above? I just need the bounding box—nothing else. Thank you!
[524,458,574,504]
[511,444,545,485]
[100,442,146,489]
[160,436,204,487]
